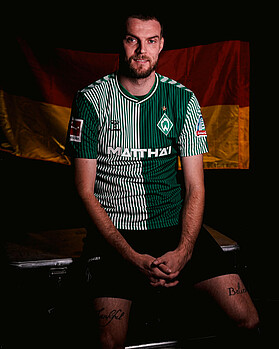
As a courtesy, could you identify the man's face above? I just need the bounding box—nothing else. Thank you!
[121,18,164,79]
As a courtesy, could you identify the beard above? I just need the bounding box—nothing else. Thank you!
[119,53,159,79]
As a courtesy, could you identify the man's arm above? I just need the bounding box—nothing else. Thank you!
[152,154,205,285]
[74,158,138,261]
[177,154,205,255]
[74,158,176,285]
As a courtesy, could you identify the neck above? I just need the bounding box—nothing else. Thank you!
[118,72,156,96]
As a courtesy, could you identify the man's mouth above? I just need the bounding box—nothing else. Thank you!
[135,59,147,62]
[132,56,150,64]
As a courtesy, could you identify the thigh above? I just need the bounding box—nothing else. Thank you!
[93,297,132,348]
[194,274,259,329]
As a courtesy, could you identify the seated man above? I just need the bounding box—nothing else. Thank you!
[66,13,259,348]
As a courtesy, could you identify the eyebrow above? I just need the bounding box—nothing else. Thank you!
[125,33,160,40]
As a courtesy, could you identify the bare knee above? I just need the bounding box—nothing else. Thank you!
[236,307,260,330]
[94,298,131,349]
[99,332,125,349]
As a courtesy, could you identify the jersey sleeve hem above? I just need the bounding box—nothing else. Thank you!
[65,91,99,159]
[178,92,209,157]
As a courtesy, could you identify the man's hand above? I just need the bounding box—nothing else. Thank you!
[152,245,194,287]
[135,253,179,287]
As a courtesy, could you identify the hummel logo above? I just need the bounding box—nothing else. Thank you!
[110,119,120,131]
[157,113,173,136]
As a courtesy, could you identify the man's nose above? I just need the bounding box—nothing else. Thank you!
[136,40,147,54]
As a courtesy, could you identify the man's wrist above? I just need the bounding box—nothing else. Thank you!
[125,249,141,266]
[176,238,195,257]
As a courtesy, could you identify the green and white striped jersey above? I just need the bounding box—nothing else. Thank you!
[67,72,208,230]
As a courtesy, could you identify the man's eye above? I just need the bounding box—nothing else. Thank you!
[126,37,136,44]
[149,39,157,44]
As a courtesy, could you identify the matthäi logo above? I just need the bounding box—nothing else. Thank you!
[157,113,173,136]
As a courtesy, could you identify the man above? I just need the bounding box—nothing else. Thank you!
[67,13,259,348]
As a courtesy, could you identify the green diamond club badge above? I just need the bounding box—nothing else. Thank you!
[157,113,173,136]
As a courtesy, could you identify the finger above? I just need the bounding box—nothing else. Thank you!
[164,280,179,288]
[152,257,167,268]
[151,268,174,280]
[150,279,166,287]
[152,259,172,274]
[169,271,180,279]
[152,258,162,266]
[149,275,166,284]
[152,268,179,280]
[153,268,180,281]
[156,263,172,274]
[149,276,159,283]
[150,278,179,288]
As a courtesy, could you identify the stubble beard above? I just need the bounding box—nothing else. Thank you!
[119,54,159,79]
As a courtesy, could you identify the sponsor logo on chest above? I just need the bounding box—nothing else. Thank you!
[107,146,172,158]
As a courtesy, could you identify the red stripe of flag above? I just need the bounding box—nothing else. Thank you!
[2,39,249,108]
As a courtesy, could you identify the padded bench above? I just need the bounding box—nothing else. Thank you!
[3,225,240,348]
[6,224,239,268]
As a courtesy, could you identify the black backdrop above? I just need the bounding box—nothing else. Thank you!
[1,5,273,310]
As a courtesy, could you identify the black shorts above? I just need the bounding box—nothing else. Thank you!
[83,225,236,301]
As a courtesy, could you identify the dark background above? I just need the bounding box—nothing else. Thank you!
[1,4,276,341]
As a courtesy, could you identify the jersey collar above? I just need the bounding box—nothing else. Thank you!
[115,73,159,103]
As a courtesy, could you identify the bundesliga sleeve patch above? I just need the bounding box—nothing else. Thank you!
[196,115,207,137]
[69,119,83,142]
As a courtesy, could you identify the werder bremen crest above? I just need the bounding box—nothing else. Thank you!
[157,113,173,136]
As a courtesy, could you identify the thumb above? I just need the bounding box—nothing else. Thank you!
[152,258,172,274]
[152,258,162,266]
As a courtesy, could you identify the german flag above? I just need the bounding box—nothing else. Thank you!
[0,39,249,169]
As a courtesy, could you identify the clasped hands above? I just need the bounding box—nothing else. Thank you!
[137,249,190,288]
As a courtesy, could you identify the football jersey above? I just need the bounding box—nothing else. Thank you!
[67,72,208,230]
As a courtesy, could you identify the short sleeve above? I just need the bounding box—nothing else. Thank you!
[65,92,99,159]
[178,93,209,157]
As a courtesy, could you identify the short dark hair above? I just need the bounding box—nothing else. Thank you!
[121,12,164,38]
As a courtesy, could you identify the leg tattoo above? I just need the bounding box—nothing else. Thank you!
[97,307,126,327]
